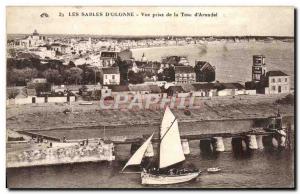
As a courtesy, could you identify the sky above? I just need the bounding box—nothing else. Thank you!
[6,6,294,36]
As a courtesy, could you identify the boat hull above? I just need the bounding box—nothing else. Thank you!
[141,171,200,185]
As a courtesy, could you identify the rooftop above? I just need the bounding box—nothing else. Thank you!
[102,67,120,74]
[175,66,195,74]
[195,61,215,70]
[192,83,220,90]
[32,29,39,36]
[266,71,288,77]
[220,83,245,90]
[108,85,129,92]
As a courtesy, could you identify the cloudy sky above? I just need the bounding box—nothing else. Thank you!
[6,6,294,36]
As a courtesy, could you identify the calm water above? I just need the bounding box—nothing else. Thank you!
[131,41,294,86]
[7,143,294,188]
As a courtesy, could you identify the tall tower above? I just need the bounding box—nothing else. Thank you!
[252,55,267,82]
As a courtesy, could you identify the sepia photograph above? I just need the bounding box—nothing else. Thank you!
[5,6,295,189]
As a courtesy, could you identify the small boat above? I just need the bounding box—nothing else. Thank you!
[207,167,221,173]
[79,102,93,105]
[121,107,201,185]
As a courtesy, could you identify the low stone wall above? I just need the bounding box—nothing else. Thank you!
[7,141,115,168]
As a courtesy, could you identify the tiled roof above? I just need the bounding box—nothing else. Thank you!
[220,83,245,90]
[266,71,288,77]
[192,83,220,90]
[174,66,195,74]
[195,61,215,71]
[102,67,120,74]
[108,85,130,92]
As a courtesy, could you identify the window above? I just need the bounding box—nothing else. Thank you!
[278,78,281,82]
[285,78,288,82]
[112,75,115,80]
[272,78,275,83]
[272,86,276,91]
[105,75,108,79]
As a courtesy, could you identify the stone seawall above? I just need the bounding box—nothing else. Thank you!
[7,141,115,168]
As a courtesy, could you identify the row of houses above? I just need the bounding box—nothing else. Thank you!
[100,60,216,86]
[6,87,76,105]
[7,76,287,106]
[99,82,256,99]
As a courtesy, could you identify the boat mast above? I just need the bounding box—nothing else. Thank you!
[158,124,161,170]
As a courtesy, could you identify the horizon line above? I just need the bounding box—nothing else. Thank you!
[6,33,294,38]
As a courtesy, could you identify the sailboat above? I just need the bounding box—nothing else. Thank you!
[122,107,201,185]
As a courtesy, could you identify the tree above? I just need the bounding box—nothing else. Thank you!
[68,61,76,68]
[115,57,129,85]
[43,68,62,85]
[64,67,83,85]
[8,67,38,86]
[7,48,16,58]
[162,67,175,82]
[128,70,144,84]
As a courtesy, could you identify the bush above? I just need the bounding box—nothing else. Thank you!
[275,94,294,105]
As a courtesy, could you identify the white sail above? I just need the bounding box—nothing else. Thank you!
[159,107,185,169]
[160,106,176,137]
[122,133,154,171]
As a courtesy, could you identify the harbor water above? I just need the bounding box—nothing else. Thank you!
[131,41,294,85]
[7,142,294,188]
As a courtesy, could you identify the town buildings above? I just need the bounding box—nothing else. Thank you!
[100,50,120,67]
[161,56,189,68]
[249,55,291,94]
[194,61,216,82]
[101,67,120,85]
[6,30,292,106]
[174,66,196,84]
[15,30,47,48]
[264,71,290,94]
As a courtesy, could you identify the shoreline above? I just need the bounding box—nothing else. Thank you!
[128,40,293,52]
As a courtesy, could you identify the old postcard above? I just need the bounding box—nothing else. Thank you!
[6,6,295,189]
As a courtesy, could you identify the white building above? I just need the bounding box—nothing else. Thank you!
[101,67,120,85]
[264,71,290,94]
[17,30,46,48]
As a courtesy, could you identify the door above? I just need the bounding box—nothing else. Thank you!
[278,86,282,93]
